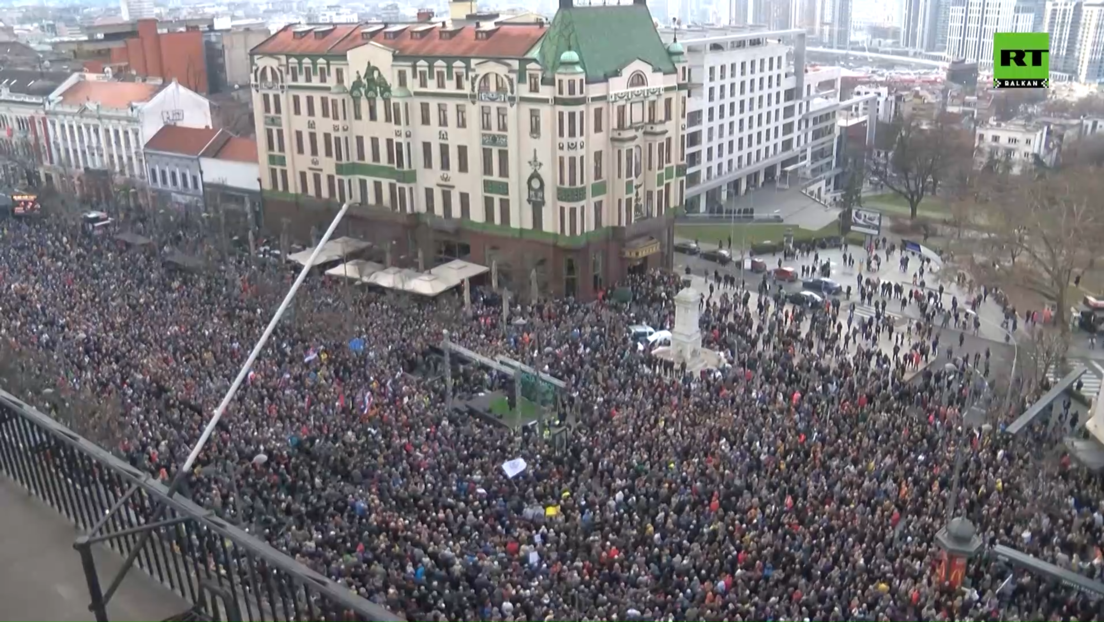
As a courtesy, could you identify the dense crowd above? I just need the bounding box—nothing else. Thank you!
[1,218,1103,622]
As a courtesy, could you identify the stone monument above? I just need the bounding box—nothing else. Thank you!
[672,287,702,363]
[653,287,724,372]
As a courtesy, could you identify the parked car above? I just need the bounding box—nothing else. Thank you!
[788,291,824,308]
[628,324,656,344]
[802,277,842,295]
[701,249,732,265]
[773,266,798,282]
[673,241,701,255]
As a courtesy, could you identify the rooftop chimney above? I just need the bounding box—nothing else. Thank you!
[417,9,434,22]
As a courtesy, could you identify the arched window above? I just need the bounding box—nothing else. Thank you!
[478,73,509,93]
[260,67,270,83]
[628,72,647,88]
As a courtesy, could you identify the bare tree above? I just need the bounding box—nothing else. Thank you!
[958,167,1104,333]
[866,115,971,219]
[1019,325,1070,394]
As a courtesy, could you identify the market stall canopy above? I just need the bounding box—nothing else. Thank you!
[287,237,372,267]
[324,259,385,283]
[366,266,421,290]
[114,232,152,246]
[430,259,489,284]
[405,273,455,297]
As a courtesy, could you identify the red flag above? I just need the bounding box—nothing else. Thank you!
[339,389,345,409]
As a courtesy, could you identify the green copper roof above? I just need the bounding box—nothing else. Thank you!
[535,5,677,83]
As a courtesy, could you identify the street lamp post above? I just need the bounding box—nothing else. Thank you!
[443,330,452,413]
[937,364,989,588]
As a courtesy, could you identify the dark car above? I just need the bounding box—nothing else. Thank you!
[700,249,732,265]
[802,277,842,295]
[674,241,701,255]
[788,291,824,308]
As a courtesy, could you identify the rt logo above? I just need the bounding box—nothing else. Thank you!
[993,32,1050,89]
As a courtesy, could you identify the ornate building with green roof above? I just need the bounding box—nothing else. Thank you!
[251,0,687,299]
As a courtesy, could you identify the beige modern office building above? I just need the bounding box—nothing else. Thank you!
[251,0,688,299]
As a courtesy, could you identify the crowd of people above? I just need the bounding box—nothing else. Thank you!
[1,217,1103,622]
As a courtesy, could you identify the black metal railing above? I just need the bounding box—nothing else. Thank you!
[0,389,402,622]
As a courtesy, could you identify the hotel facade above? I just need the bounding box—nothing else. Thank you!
[251,0,688,299]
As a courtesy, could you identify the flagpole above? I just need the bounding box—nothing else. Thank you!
[98,201,355,606]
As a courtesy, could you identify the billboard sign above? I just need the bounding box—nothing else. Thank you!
[851,208,882,236]
[993,32,1049,89]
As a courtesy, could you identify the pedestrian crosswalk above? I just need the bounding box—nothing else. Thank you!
[1045,360,1104,398]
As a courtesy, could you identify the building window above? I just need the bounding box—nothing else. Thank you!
[321,97,330,118]
[438,103,448,127]
[498,198,510,227]
[497,149,508,178]
[456,105,467,128]
[594,108,603,133]
[397,71,407,88]
[460,192,471,219]
[441,189,452,218]
[299,171,307,193]
[295,130,304,154]
[530,109,540,138]
[628,72,647,88]
[424,187,435,215]
[482,147,493,176]
[263,93,271,114]
[313,172,322,198]
[192,174,199,189]
[481,106,491,131]
[327,174,336,198]
[497,107,507,132]
[423,141,433,169]
[594,200,603,229]
[458,145,468,173]
[420,102,431,126]
[170,170,178,187]
[356,136,365,161]
[323,133,333,158]
[594,151,603,181]
[359,179,368,204]
[440,143,450,171]
[371,137,380,162]
[484,196,495,223]
[418,70,428,89]
[374,181,383,205]
[455,70,465,90]
[436,70,445,89]
[148,166,156,185]
[306,96,315,117]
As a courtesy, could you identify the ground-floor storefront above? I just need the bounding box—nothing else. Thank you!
[259,194,675,301]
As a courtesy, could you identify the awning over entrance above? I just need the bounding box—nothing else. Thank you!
[622,236,661,260]
[430,259,489,283]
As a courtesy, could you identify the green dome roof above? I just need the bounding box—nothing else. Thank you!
[667,41,685,56]
[557,50,584,74]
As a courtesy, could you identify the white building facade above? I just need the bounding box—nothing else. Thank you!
[946,0,1040,69]
[660,27,869,213]
[850,84,900,122]
[42,74,213,197]
[975,121,1056,173]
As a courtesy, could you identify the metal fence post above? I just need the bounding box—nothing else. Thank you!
[74,535,110,622]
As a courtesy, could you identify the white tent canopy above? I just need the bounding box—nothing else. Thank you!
[367,266,421,290]
[324,259,385,282]
[287,237,372,267]
[405,273,455,297]
[430,259,489,284]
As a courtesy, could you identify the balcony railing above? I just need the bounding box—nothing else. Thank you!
[0,389,403,622]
